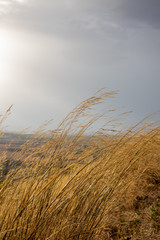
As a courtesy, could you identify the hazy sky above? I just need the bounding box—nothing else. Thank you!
[0,0,160,132]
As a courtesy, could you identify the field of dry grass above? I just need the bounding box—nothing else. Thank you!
[0,90,159,240]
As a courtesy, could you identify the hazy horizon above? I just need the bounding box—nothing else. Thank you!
[0,0,160,133]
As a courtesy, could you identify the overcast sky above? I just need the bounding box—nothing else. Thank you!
[0,0,160,132]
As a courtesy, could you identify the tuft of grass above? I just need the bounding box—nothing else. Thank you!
[0,89,159,239]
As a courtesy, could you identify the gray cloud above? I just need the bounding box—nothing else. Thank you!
[0,0,160,131]
[117,0,160,28]
[3,0,160,36]
[0,0,123,39]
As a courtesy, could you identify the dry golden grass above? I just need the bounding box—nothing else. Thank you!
[0,89,159,239]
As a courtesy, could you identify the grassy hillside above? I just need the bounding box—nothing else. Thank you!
[0,90,159,240]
